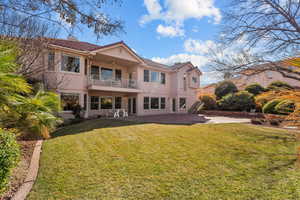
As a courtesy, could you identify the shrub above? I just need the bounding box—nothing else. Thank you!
[262,99,282,114]
[245,83,266,96]
[267,81,294,91]
[215,81,238,99]
[251,118,266,125]
[199,95,217,110]
[274,100,295,115]
[0,129,20,194]
[217,91,255,111]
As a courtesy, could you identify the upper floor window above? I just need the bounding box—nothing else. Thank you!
[144,70,150,82]
[192,77,197,84]
[161,73,166,84]
[84,59,88,75]
[115,69,122,81]
[151,71,159,82]
[91,65,99,79]
[61,55,80,73]
[183,76,187,91]
[101,68,113,80]
[48,52,55,71]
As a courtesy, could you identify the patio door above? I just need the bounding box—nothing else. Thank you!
[128,97,137,115]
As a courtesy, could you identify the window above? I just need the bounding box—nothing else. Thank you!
[48,52,55,71]
[151,71,159,82]
[144,97,150,110]
[61,55,80,73]
[115,97,122,109]
[61,93,79,111]
[84,94,87,110]
[115,69,122,81]
[101,97,113,109]
[192,77,197,84]
[144,70,150,82]
[161,73,166,84]
[151,97,159,109]
[90,96,99,110]
[183,77,187,91]
[160,97,166,109]
[179,98,186,109]
[84,59,88,75]
[91,65,99,79]
[101,68,113,80]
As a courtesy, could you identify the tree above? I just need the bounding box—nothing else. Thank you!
[0,0,123,38]
[267,81,294,91]
[215,81,238,99]
[209,0,300,81]
[245,83,266,96]
[0,40,61,139]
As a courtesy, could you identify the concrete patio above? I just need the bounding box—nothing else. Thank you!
[125,114,251,125]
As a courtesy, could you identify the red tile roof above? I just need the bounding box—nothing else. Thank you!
[48,38,102,51]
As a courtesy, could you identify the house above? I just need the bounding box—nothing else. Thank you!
[200,64,300,95]
[37,37,202,118]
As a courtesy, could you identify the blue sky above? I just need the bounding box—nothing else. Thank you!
[61,0,228,85]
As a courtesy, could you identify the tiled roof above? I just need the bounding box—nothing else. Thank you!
[171,62,192,70]
[48,38,102,51]
[142,58,171,69]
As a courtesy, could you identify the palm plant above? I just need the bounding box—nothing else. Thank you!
[0,39,61,139]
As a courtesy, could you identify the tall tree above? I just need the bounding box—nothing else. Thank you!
[210,0,300,81]
[0,0,123,38]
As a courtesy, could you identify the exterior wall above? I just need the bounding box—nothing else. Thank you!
[41,45,200,118]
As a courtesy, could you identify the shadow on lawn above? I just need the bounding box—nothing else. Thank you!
[51,119,143,138]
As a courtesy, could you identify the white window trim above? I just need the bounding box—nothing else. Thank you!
[60,53,81,74]
[60,93,80,113]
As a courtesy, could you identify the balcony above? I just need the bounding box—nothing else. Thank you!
[88,76,141,93]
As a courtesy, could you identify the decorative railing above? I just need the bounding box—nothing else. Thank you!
[88,76,138,89]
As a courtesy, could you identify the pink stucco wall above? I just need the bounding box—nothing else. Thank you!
[41,45,201,118]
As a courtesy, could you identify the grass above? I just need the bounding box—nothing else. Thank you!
[28,119,300,200]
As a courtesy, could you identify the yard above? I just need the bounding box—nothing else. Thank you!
[28,119,300,200]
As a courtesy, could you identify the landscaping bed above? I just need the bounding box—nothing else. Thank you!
[0,140,36,200]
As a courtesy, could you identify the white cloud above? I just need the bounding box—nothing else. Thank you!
[140,0,221,37]
[184,39,217,54]
[152,53,209,68]
[156,24,184,37]
[201,71,223,86]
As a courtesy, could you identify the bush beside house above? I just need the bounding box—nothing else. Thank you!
[217,91,255,111]
[0,129,20,194]
[199,95,217,110]
[215,81,238,100]
[245,83,266,95]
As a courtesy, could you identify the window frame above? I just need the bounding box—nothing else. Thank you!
[144,97,150,110]
[90,96,100,110]
[144,69,150,82]
[179,97,186,110]
[115,69,122,81]
[100,96,113,109]
[192,77,197,84]
[160,97,166,109]
[151,71,159,83]
[150,97,160,109]
[161,72,166,84]
[48,52,55,71]
[60,93,80,112]
[115,96,122,109]
[61,54,80,73]
[101,67,113,81]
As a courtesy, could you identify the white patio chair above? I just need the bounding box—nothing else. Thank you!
[122,109,128,118]
[114,109,120,119]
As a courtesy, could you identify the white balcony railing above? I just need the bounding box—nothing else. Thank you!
[88,76,138,89]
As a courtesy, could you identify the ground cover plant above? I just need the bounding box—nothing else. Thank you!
[28,119,300,200]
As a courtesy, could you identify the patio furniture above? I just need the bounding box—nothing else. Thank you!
[114,109,120,118]
[122,109,128,118]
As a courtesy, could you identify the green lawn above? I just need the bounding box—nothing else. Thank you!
[28,120,300,200]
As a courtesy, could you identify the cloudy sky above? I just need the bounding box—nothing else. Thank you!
[66,0,228,86]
